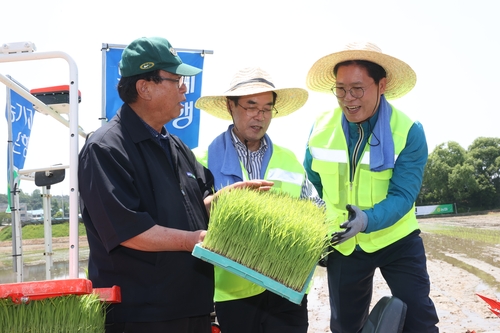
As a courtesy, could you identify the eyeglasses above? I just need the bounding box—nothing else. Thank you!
[237,103,278,118]
[156,76,185,88]
[331,82,374,99]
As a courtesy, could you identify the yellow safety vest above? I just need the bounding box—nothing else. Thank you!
[308,106,420,255]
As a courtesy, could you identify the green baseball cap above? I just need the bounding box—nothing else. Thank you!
[119,36,202,78]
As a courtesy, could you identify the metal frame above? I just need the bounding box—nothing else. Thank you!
[0,47,83,279]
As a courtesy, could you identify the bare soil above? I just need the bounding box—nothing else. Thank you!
[1,213,500,332]
[0,236,88,270]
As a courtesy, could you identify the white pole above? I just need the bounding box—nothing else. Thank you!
[67,54,80,279]
[5,84,23,282]
[42,186,53,280]
[12,187,23,282]
[101,44,108,127]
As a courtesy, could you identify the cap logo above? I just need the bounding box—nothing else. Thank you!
[169,47,177,56]
[140,62,155,70]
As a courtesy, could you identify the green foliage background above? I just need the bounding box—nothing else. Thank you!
[0,222,86,242]
[418,137,500,212]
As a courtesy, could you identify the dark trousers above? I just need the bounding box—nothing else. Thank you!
[327,231,439,333]
[215,290,308,333]
[105,315,212,333]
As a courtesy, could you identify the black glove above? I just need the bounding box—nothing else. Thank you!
[330,204,368,246]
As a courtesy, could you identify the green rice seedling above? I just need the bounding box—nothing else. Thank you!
[204,188,330,291]
[0,294,107,332]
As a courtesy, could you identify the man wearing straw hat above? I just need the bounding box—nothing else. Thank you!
[195,66,323,333]
[78,37,268,333]
[304,42,439,333]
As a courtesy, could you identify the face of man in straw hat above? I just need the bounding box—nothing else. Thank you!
[227,91,275,151]
[335,63,387,124]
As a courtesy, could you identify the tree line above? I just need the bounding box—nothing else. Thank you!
[0,190,69,224]
[417,137,500,212]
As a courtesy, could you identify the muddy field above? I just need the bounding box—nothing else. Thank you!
[1,212,500,332]
[0,235,89,271]
[308,212,500,333]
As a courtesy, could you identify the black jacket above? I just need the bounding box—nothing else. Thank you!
[78,103,214,323]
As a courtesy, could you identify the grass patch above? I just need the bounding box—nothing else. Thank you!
[420,224,500,244]
[0,223,87,242]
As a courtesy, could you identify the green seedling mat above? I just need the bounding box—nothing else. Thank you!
[192,244,313,305]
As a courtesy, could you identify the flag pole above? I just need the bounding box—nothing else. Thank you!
[5,79,23,282]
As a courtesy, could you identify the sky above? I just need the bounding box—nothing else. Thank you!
[0,0,499,196]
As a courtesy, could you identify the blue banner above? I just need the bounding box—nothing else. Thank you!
[105,48,204,148]
[5,89,35,211]
[6,90,35,171]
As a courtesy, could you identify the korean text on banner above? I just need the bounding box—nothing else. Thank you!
[105,48,204,149]
[5,89,35,210]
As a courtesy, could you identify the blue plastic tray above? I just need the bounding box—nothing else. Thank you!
[192,244,314,305]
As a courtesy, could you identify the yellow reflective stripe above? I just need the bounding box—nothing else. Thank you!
[267,168,304,186]
[359,152,399,166]
[360,152,370,165]
[310,147,347,163]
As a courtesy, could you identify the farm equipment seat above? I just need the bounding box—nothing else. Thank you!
[361,296,407,333]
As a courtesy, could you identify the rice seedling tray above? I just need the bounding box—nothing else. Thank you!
[192,244,313,305]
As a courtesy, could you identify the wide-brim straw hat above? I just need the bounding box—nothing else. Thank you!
[306,42,416,100]
[196,67,308,120]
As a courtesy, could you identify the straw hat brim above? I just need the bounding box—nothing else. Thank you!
[196,87,308,120]
[306,50,416,100]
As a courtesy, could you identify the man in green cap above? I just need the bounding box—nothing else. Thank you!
[78,37,268,333]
